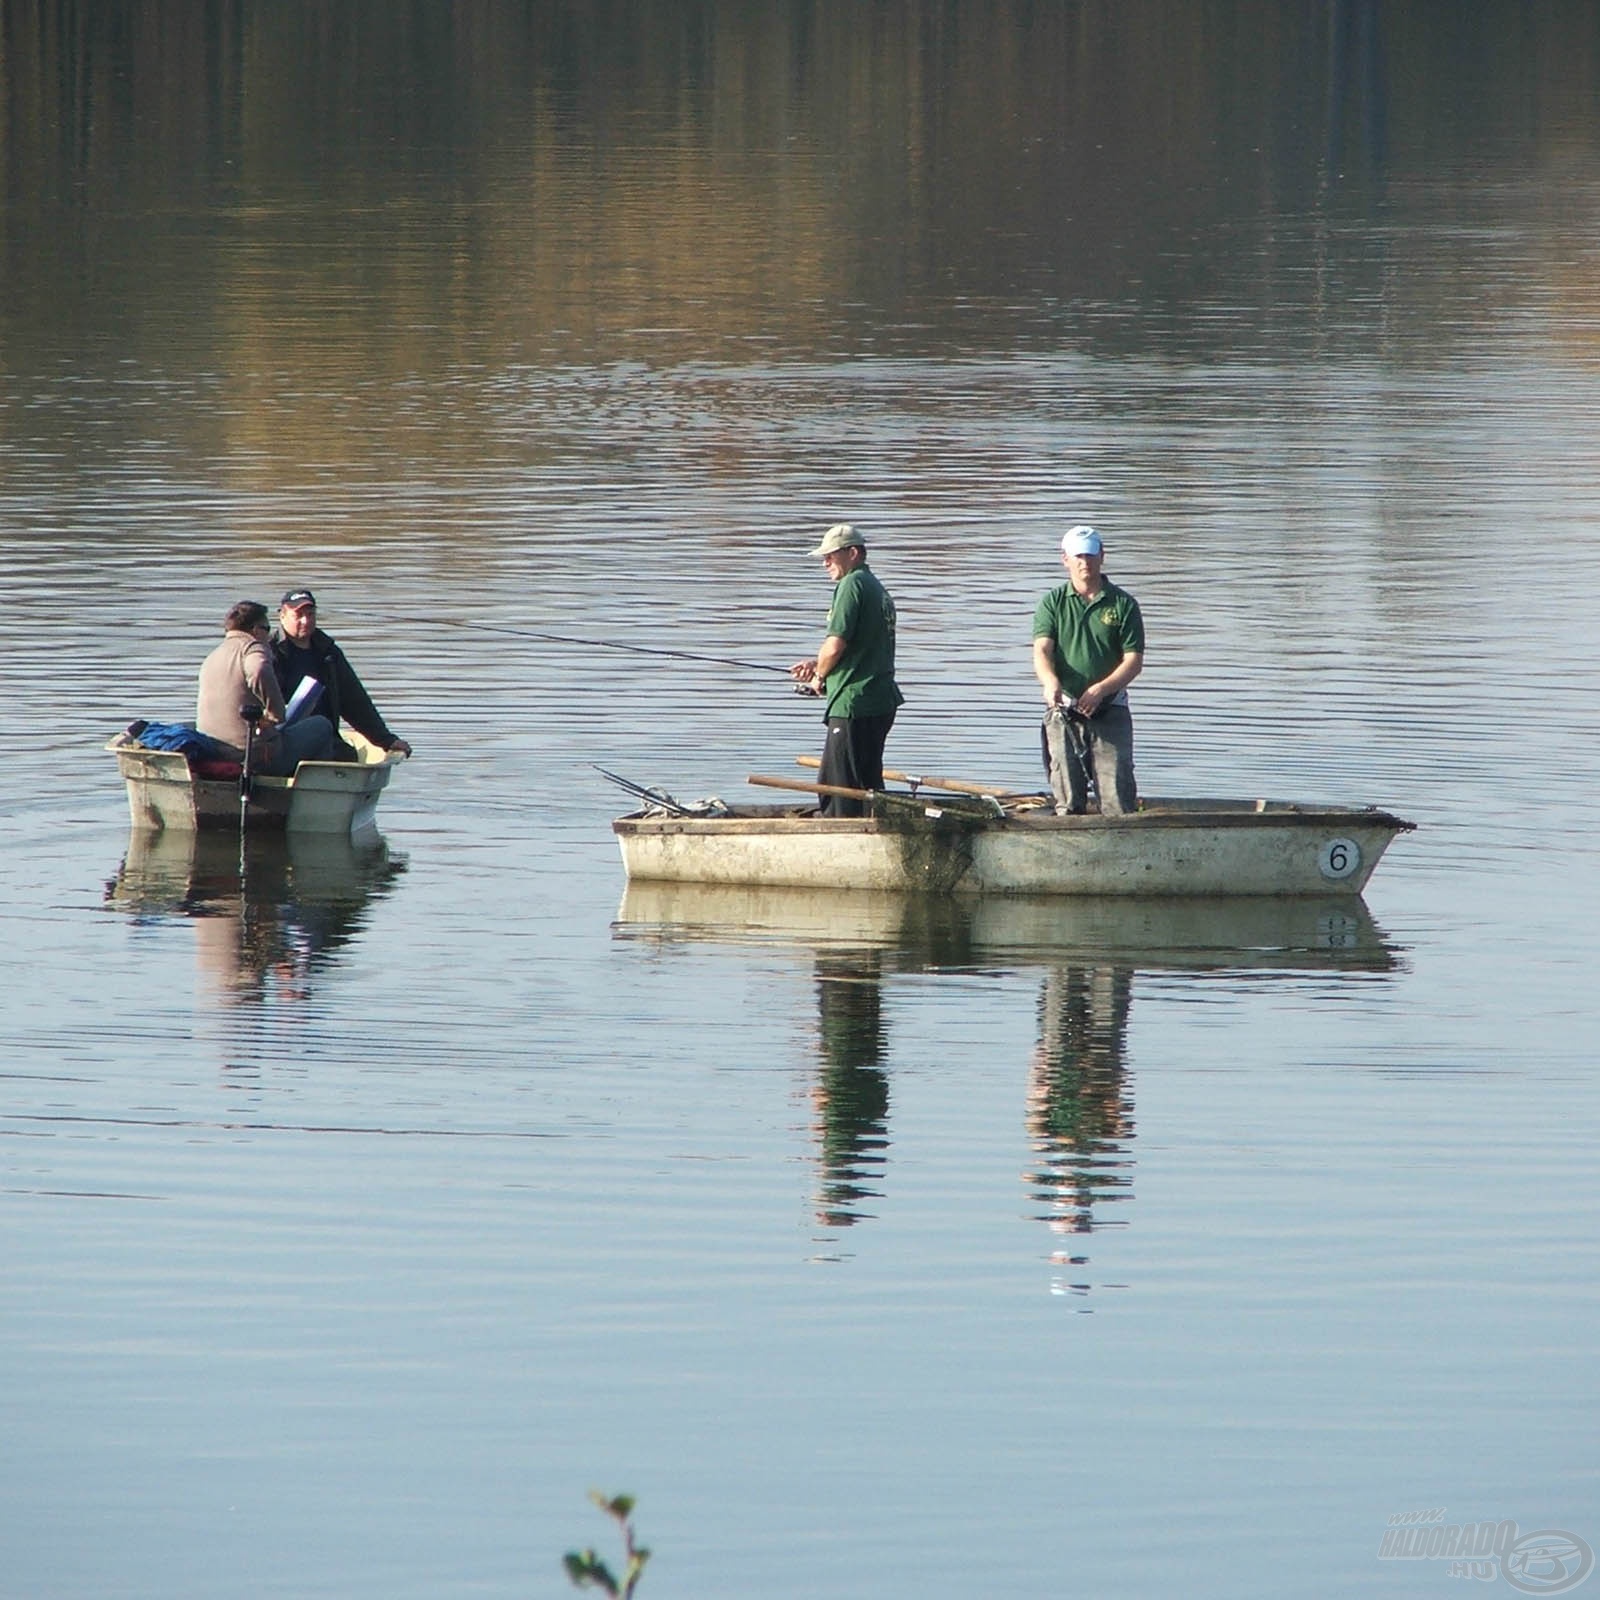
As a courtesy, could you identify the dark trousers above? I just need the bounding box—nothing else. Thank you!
[817,713,896,817]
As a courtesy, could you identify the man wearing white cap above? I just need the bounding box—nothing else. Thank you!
[1032,526,1144,815]
[790,524,904,816]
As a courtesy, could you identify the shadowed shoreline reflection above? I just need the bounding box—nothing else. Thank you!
[105,829,408,1006]
[616,883,1401,1279]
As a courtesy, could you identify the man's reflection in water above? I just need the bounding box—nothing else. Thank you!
[107,830,407,1007]
[811,951,891,1230]
[1027,962,1135,1301]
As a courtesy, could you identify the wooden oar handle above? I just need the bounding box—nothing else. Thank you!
[794,754,1029,800]
[749,773,872,802]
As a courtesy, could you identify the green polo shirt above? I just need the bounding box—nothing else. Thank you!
[1032,578,1144,698]
[822,564,904,719]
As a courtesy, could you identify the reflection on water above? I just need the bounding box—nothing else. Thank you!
[616,882,1401,1278]
[6,11,1597,1592]
[615,882,1400,973]
[104,829,408,1007]
[811,952,891,1232]
[1028,963,1135,1304]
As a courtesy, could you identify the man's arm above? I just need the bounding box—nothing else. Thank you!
[791,634,848,693]
[1074,650,1143,717]
[815,634,847,681]
[329,644,410,753]
[1032,636,1066,707]
[244,642,288,725]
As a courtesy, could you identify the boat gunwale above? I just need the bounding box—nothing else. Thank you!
[613,803,1416,837]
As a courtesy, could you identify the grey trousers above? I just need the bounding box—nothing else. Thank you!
[1041,703,1137,815]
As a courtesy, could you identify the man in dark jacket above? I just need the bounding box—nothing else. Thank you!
[271,590,413,761]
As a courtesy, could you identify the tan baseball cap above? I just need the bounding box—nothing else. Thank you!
[809,523,865,558]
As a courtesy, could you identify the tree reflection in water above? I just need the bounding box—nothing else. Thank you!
[810,951,891,1230]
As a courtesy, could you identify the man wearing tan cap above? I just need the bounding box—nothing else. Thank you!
[790,524,904,817]
[1032,525,1143,815]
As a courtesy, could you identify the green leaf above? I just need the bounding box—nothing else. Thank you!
[563,1550,619,1595]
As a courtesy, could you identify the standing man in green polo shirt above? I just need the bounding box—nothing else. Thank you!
[1032,525,1145,815]
[790,523,905,817]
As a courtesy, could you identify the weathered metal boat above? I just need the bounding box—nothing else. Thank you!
[611,770,1414,898]
[106,727,402,835]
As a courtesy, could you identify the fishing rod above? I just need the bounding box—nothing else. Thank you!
[393,615,794,677]
[593,765,698,816]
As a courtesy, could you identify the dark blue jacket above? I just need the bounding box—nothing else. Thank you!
[271,629,398,750]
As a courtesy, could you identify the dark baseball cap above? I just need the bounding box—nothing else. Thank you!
[280,589,317,609]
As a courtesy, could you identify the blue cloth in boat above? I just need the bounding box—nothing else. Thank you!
[128,721,237,760]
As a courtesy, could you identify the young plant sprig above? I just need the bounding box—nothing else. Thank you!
[563,1492,650,1597]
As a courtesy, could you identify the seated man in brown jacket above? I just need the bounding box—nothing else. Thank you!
[196,600,338,776]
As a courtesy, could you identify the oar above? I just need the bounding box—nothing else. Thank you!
[794,754,1037,801]
[752,773,872,804]
[749,774,1004,818]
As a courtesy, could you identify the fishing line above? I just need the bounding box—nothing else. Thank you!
[392,615,793,676]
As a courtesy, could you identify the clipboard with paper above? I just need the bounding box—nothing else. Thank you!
[284,676,324,724]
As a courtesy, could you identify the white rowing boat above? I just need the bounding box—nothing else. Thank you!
[612,786,1413,898]
[106,728,401,835]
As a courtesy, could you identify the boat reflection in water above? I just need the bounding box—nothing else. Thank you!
[615,883,1401,1286]
[105,828,408,1007]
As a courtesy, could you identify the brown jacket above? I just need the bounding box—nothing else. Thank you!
[196,629,286,758]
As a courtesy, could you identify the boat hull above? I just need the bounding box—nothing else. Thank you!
[614,799,1413,897]
[108,737,397,835]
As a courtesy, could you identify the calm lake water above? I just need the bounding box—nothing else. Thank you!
[4,6,1599,1597]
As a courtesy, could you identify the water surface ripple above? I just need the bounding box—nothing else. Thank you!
[4,10,1599,1599]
